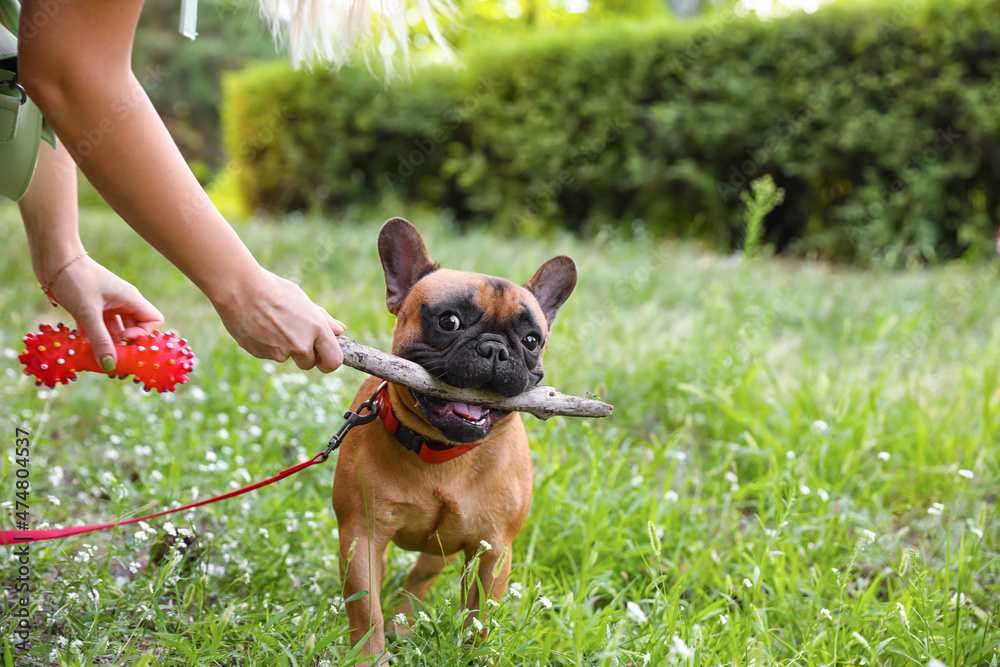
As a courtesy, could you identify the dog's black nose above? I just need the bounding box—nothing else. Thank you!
[477,336,509,361]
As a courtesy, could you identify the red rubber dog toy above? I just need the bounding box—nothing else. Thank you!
[19,323,194,392]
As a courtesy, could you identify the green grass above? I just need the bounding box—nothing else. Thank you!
[0,202,998,666]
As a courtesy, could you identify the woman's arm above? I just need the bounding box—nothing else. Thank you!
[19,141,164,371]
[18,0,343,372]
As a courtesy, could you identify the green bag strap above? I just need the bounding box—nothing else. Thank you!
[0,0,19,36]
[0,0,55,148]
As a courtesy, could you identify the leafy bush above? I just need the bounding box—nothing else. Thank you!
[221,0,1000,263]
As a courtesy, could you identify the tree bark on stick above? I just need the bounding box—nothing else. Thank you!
[337,336,613,420]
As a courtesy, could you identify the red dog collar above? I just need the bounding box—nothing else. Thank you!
[374,384,481,464]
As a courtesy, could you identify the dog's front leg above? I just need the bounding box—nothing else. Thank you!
[340,523,390,665]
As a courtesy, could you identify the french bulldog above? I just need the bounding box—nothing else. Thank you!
[332,218,576,663]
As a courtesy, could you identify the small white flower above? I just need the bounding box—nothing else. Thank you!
[861,529,876,544]
[191,386,207,401]
[626,601,647,624]
[642,653,651,666]
[163,522,177,536]
[49,466,65,486]
[259,527,270,538]
[799,484,811,496]
[664,489,679,502]
[743,578,753,589]
[928,502,945,516]
[878,451,891,461]
[785,450,797,460]
[393,613,407,626]
[537,596,552,610]
[818,488,830,502]
[249,425,263,438]
[896,602,909,630]
[719,614,728,626]
[418,611,431,623]
[671,635,693,660]
[217,428,230,440]
[725,471,739,485]
[471,617,484,632]
[507,583,523,599]
[819,608,832,621]
[958,469,974,480]
[480,539,493,551]
[811,420,828,432]
[217,413,230,425]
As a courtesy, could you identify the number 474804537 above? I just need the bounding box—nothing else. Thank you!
[14,426,31,505]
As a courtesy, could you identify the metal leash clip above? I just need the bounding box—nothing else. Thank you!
[321,381,387,460]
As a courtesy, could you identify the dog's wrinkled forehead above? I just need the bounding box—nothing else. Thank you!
[391,269,545,349]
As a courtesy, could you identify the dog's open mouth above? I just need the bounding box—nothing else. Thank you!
[413,392,507,426]
[411,391,509,442]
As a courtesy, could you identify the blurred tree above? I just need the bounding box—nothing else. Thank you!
[133,0,277,176]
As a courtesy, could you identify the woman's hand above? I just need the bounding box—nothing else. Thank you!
[46,255,164,372]
[212,267,345,373]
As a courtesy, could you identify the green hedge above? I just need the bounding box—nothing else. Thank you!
[221,0,1000,263]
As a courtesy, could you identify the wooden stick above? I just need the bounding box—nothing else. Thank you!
[337,336,614,420]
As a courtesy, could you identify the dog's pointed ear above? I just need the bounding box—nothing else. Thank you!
[378,218,440,315]
[525,256,577,329]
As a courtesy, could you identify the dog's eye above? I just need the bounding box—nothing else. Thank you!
[522,334,540,351]
[439,313,462,332]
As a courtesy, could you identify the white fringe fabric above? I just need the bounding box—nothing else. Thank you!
[257,0,458,76]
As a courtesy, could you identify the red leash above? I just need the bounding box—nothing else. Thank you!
[0,384,385,546]
[0,455,326,545]
[0,381,483,546]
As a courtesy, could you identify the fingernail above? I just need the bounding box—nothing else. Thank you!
[334,320,347,331]
[100,355,116,373]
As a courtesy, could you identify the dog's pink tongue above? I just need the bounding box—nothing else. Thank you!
[450,402,484,420]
